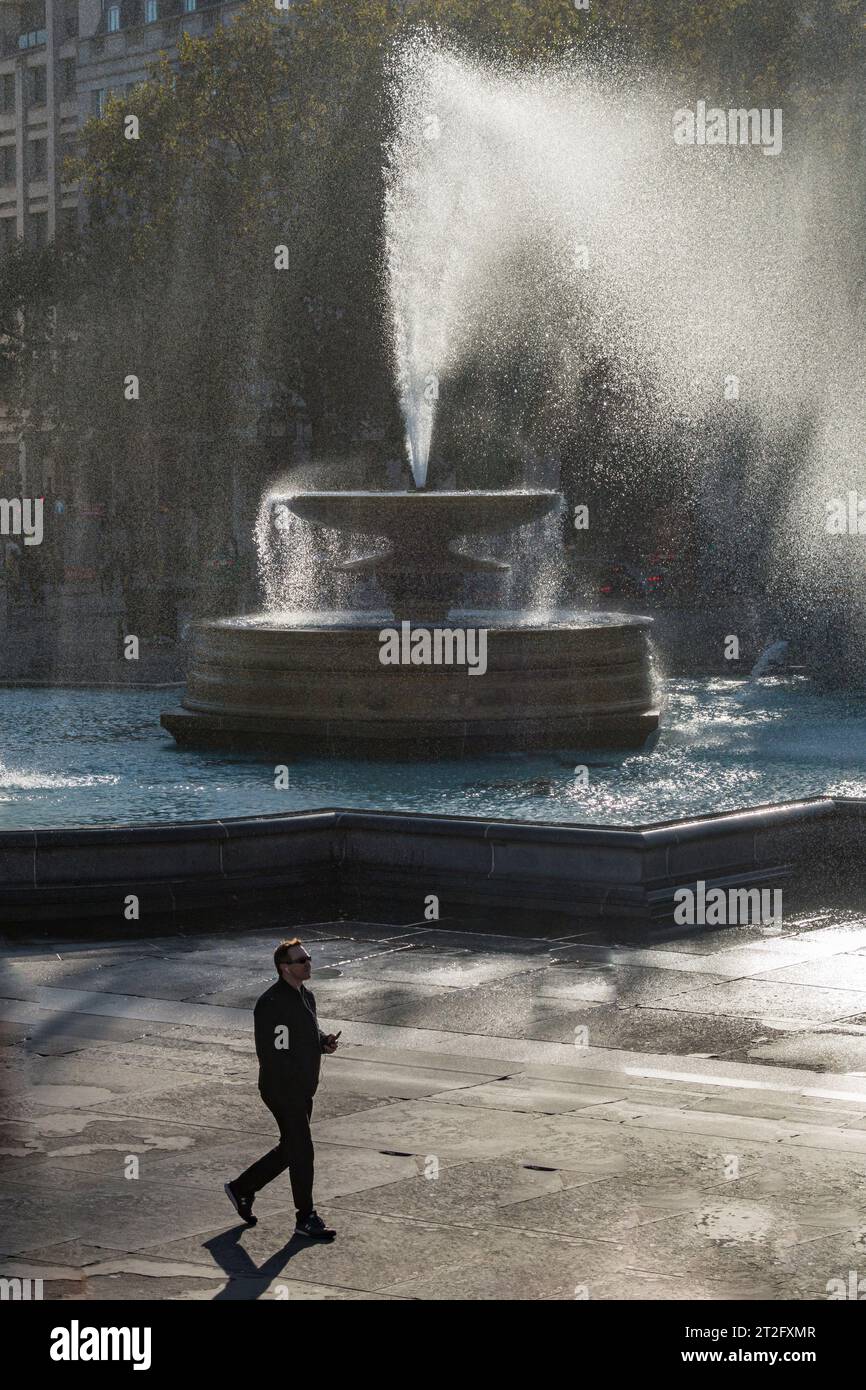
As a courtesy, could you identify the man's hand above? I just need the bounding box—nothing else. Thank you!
[322,1031,341,1054]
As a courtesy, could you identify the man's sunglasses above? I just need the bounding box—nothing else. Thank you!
[288,953,312,965]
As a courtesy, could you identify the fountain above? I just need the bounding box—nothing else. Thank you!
[160,486,658,755]
[161,38,669,756]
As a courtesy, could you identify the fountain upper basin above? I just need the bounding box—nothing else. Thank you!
[281,488,563,618]
[283,489,561,542]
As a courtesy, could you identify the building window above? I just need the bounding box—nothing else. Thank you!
[30,139,47,178]
[145,0,158,21]
[60,206,78,240]
[28,210,47,248]
[60,136,77,180]
[0,217,17,251]
[1,145,14,182]
[18,4,48,50]
[65,3,79,39]
[18,30,48,51]
[62,58,75,99]
[183,0,197,11]
[107,5,121,33]
[1,74,15,113]
[92,88,106,118]
[30,67,47,105]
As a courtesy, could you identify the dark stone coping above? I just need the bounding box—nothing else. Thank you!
[1,794,863,927]
[0,808,336,850]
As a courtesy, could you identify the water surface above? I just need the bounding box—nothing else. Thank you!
[1,678,864,830]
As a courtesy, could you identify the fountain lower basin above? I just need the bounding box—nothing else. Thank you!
[161,609,659,755]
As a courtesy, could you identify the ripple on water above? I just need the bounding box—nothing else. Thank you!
[0,680,864,830]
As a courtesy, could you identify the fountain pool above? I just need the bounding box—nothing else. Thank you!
[3,677,866,831]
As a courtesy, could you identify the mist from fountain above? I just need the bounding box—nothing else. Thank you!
[254,493,349,616]
[377,34,865,658]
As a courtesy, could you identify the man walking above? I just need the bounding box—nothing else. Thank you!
[225,939,340,1240]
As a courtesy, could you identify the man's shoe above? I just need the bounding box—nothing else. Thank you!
[225,1181,257,1227]
[294,1210,335,1240]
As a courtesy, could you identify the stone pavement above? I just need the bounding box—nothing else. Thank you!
[2,907,866,1300]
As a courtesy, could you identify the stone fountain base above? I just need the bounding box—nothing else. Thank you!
[161,612,659,755]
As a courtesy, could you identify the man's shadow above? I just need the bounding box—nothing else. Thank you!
[204,1224,317,1300]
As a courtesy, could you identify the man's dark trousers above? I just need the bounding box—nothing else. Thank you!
[235,975,327,1219]
[235,1088,315,1218]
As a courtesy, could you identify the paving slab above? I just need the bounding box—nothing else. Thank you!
[0,989,250,1030]
[365,983,590,1042]
[329,1156,601,1224]
[671,979,866,1024]
[531,965,616,1004]
[40,961,277,1003]
[430,1077,630,1113]
[379,1224,774,1300]
[41,1036,257,1082]
[375,927,559,956]
[334,948,552,989]
[1,1053,204,1102]
[574,1098,806,1145]
[762,955,866,991]
[144,1208,501,1293]
[0,1170,242,1257]
[789,923,866,950]
[684,1094,866,1126]
[134,1135,423,1203]
[778,1227,866,1301]
[73,1079,283,1133]
[311,1098,573,1163]
[284,977,454,1022]
[80,1076,390,1129]
[610,966,730,1004]
[7,1012,154,1046]
[0,1113,245,1174]
[306,1057,498,1099]
[554,1004,781,1055]
[330,1044,519,1077]
[331,1164,707,1237]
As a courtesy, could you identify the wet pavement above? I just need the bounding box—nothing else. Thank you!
[2,906,866,1299]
